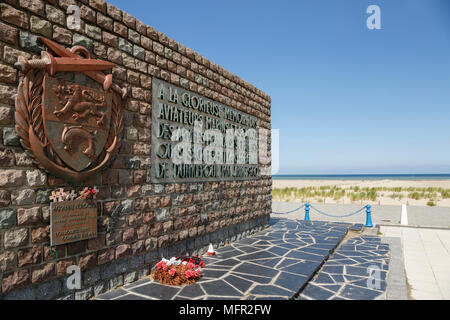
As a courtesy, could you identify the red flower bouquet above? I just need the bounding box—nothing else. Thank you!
[151,256,204,286]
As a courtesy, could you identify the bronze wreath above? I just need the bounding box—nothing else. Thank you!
[15,69,124,184]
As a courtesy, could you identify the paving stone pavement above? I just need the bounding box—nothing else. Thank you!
[298,235,390,300]
[97,219,354,300]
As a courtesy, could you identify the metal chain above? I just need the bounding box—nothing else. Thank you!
[309,204,366,218]
[272,204,305,214]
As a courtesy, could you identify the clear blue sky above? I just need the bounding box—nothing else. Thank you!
[109,0,450,174]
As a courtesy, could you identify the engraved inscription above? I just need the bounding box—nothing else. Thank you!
[151,78,259,183]
[50,199,97,246]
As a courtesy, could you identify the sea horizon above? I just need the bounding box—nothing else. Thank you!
[273,174,450,181]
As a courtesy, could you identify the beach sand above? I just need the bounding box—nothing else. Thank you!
[272,179,450,207]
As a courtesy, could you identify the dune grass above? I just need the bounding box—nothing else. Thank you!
[272,186,450,206]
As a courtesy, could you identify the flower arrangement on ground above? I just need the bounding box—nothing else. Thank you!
[151,256,204,286]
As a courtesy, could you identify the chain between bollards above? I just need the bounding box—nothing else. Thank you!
[301,203,374,228]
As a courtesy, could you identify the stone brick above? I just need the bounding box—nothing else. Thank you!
[19,30,43,54]
[122,228,136,242]
[31,262,55,283]
[73,33,93,53]
[135,19,146,34]
[3,286,35,300]
[2,270,30,293]
[80,4,96,23]
[36,278,62,300]
[133,170,146,184]
[103,31,117,47]
[118,37,132,54]
[1,4,28,29]
[78,253,97,270]
[126,185,141,198]
[136,225,149,240]
[128,29,140,44]
[0,85,16,106]
[36,190,51,205]
[0,170,26,188]
[133,45,145,60]
[163,220,173,233]
[67,240,87,255]
[0,190,11,207]
[156,208,169,222]
[0,22,18,45]
[179,229,189,240]
[160,195,171,207]
[87,235,104,251]
[89,0,106,14]
[58,0,78,11]
[3,127,20,146]
[122,12,135,29]
[142,211,155,224]
[113,21,127,38]
[148,196,160,210]
[56,258,75,275]
[17,207,41,226]
[98,248,114,265]
[4,228,28,249]
[118,169,133,185]
[92,42,105,58]
[17,246,41,267]
[46,5,65,25]
[0,148,14,166]
[0,106,14,125]
[19,0,44,16]
[144,237,157,251]
[30,16,52,38]
[146,25,158,40]
[53,25,72,45]
[97,12,113,30]
[31,225,50,243]
[106,3,121,20]
[0,250,16,272]
[26,169,47,186]
[115,244,131,259]
[103,200,119,216]
[141,36,152,50]
[11,189,36,205]
[85,24,101,40]
[0,63,18,83]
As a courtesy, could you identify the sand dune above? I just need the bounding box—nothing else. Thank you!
[272,179,450,207]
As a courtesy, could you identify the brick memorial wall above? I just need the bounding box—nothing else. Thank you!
[0,0,271,300]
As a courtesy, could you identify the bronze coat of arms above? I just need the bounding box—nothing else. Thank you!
[14,37,126,184]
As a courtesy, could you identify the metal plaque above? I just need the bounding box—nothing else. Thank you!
[50,199,97,246]
[150,78,259,183]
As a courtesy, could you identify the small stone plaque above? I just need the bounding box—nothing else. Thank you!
[50,199,97,246]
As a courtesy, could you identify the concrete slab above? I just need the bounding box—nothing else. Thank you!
[380,225,450,300]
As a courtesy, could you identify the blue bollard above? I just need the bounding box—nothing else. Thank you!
[365,204,373,227]
[304,203,310,221]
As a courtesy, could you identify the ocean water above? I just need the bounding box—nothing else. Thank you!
[273,174,450,180]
